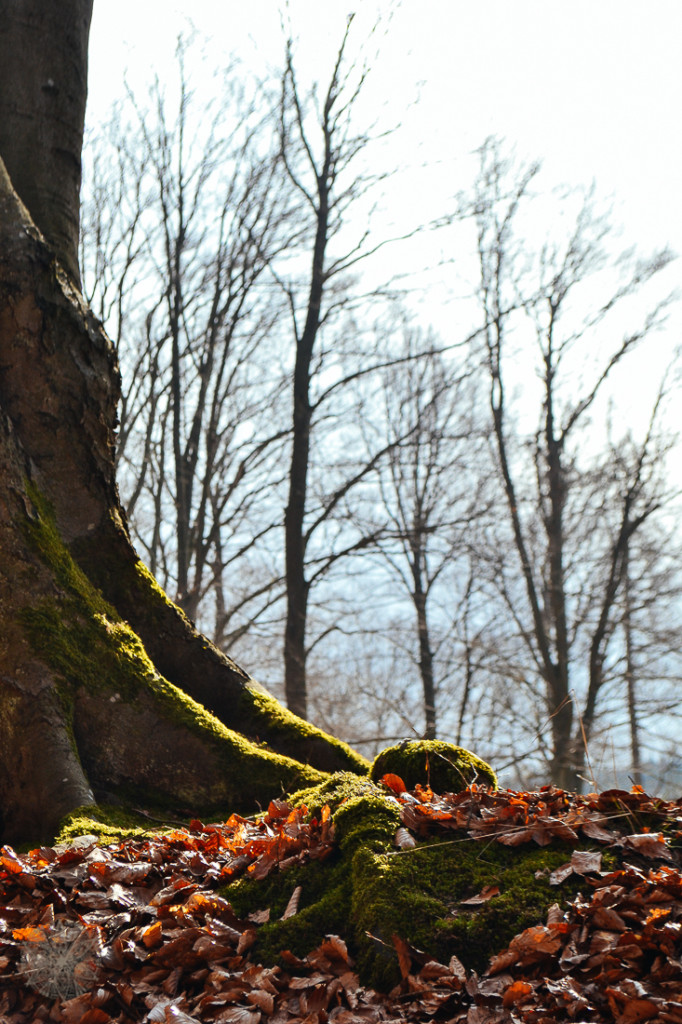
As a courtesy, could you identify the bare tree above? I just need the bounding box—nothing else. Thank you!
[81,42,298,636]
[607,439,682,786]
[359,321,488,739]
[468,138,678,789]
[275,15,409,717]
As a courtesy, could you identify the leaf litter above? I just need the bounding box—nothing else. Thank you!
[0,784,680,1022]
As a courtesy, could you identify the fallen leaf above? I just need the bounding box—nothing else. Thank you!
[392,933,412,979]
[281,885,302,920]
[460,885,500,906]
[549,862,574,886]
[571,849,602,874]
[381,774,407,795]
[502,979,533,1007]
[12,925,46,942]
[621,833,674,861]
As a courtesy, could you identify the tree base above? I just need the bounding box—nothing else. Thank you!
[0,160,366,846]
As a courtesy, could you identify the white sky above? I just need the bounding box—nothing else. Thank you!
[88,0,682,251]
[87,0,682,453]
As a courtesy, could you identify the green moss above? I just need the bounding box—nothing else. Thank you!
[19,486,326,818]
[224,775,398,970]
[239,686,369,775]
[55,804,162,845]
[69,507,193,629]
[290,772,389,817]
[352,839,617,987]
[23,483,119,621]
[221,773,619,991]
[370,740,497,792]
[228,852,353,965]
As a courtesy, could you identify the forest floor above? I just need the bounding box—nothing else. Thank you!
[1,780,681,1023]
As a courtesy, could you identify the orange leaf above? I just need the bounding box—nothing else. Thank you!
[1,851,24,875]
[139,921,163,948]
[381,773,406,795]
[78,1011,111,1024]
[502,980,534,1008]
[12,925,47,942]
[392,933,412,979]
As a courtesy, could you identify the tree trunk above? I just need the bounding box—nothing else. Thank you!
[411,554,436,740]
[623,540,642,786]
[0,176,365,845]
[0,0,92,285]
[283,173,329,719]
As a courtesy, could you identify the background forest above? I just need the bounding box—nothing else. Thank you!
[80,12,682,793]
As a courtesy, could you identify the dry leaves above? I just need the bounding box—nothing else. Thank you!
[1,783,681,1023]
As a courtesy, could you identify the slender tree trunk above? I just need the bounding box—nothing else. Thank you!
[543,342,576,789]
[486,330,574,788]
[455,573,475,747]
[411,548,436,739]
[623,539,642,785]
[283,178,329,718]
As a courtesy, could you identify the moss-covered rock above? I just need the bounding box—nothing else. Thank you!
[370,740,497,792]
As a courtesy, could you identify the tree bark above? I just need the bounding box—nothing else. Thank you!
[623,540,642,786]
[411,549,437,740]
[0,0,92,284]
[282,130,330,719]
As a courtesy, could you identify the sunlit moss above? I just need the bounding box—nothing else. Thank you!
[55,804,159,845]
[239,686,369,774]
[370,740,497,792]
[19,485,326,817]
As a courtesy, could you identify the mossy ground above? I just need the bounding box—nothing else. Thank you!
[54,804,165,845]
[225,775,400,976]
[351,839,615,987]
[221,773,608,990]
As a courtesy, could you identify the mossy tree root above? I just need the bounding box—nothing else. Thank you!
[70,513,368,776]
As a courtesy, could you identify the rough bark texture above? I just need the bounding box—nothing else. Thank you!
[0,0,92,284]
[0,161,366,846]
